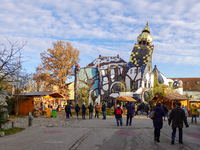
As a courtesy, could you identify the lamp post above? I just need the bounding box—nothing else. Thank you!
[74,65,80,103]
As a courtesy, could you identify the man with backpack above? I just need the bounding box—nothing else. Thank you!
[114,105,123,126]
[126,101,135,126]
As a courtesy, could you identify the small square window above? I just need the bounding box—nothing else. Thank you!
[185,81,189,84]
[196,81,200,84]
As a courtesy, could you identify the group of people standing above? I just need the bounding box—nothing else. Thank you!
[65,102,107,120]
[114,101,135,126]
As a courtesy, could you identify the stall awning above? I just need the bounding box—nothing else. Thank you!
[49,92,64,98]
[18,91,64,98]
[43,95,54,99]
[116,96,136,102]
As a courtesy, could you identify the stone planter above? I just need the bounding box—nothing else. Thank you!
[1,120,14,129]
[0,131,5,137]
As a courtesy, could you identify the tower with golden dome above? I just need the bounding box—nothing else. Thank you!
[126,22,154,92]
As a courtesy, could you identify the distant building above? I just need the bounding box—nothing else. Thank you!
[170,78,200,99]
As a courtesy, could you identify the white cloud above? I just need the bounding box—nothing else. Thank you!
[0,0,200,77]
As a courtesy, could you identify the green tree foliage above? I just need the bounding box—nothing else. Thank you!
[78,87,89,106]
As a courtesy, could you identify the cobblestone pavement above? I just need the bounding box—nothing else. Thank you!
[11,111,80,128]
[11,112,200,129]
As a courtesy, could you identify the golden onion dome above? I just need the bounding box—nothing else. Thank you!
[137,21,153,45]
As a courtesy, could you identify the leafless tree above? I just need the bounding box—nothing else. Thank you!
[0,39,27,83]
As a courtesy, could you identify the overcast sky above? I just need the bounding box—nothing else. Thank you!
[1,0,200,79]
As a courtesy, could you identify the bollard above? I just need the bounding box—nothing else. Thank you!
[28,112,34,126]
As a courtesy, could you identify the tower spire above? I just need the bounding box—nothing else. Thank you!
[142,21,150,33]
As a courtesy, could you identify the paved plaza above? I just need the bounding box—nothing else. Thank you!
[1,112,200,150]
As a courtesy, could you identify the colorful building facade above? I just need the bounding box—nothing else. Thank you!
[75,22,181,105]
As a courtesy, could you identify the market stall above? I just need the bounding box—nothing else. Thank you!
[151,93,189,112]
[17,91,65,115]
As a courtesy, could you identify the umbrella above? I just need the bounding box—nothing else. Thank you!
[115,96,136,102]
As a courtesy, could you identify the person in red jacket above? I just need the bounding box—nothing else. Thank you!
[114,105,123,126]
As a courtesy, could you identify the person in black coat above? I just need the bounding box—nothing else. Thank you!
[152,103,165,142]
[75,104,80,119]
[102,102,106,119]
[114,105,123,126]
[88,103,94,119]
[145,104,150,118]
[126,102,135,126]
[162,104,169,121]
[82,102,86,119]
[168,102,189,145]
[140,103,144,115]
[65,103,71,119]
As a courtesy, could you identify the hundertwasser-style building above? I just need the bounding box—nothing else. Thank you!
[74,22,184,106]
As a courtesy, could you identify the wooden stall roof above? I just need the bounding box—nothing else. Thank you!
[152,93,189,101]
[49,92,64,98]
[18,91,53,96]
[18,91,64,98]
[164,93,189,101]
[116,96,136,102]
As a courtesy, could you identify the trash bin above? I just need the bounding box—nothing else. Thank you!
[52,109,57,117]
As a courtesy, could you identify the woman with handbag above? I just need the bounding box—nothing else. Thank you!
[152,103,165,142]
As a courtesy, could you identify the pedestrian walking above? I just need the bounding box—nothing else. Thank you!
[88,103,94,119]
[145,104,150,118]
[190,104,197,123]
[126,102,135,126]
[65,103,71,119]
[68,103,73,117]
[152,103,165,142]
[135,103,138,116]
[75,103,80,119]
[162,104,169,121]
[168,102,189,145]
[82,102,86,119]
[114,105,123,126]
[40,102,44,115]
[94,103,100,119]
[182,105,189,119]
[140,103,144,115]
[197,106,200,120]
[102,102,106,119]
